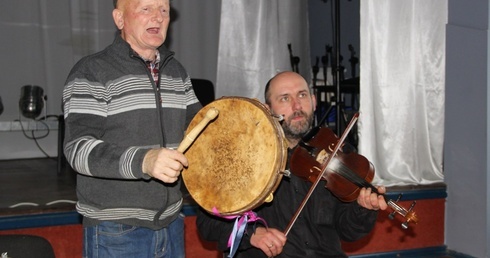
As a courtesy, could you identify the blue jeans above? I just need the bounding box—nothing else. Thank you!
[83,214,185,258]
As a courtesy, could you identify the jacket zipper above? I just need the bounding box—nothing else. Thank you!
[131,52,174,147]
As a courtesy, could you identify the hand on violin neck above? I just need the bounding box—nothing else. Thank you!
[357,186,388,211]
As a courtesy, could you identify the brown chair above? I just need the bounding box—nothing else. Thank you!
[191,78,215,106]
[0,235,55,258]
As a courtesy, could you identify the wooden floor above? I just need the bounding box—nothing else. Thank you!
[0,158,77,216]
[0,157,197,217]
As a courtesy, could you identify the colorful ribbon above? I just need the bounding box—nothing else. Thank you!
[212,208,268,258]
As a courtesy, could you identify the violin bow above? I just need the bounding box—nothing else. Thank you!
[283,113,360,236]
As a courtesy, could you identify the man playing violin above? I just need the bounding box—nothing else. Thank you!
[196,71,388,257]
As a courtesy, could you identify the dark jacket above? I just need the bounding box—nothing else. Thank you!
[197,149,378,257]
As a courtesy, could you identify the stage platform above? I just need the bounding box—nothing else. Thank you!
[0,158,473,258]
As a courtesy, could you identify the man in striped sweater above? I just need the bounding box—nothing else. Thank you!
[62,0,201,257]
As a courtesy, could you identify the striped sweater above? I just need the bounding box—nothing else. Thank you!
[62,34,202,230]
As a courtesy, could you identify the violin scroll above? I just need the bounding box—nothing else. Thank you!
[386,194,418,229]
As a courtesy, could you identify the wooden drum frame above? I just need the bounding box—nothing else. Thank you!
[182,97,288,216]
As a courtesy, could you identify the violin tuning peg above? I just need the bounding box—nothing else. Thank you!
[401,221,409,230]
[408,201,417,211]
[388,212,396,220]
[395,194,403,202]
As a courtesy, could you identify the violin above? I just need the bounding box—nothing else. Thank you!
[288,114,418,230]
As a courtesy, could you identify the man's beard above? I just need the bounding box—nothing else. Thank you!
[281,110,314,141]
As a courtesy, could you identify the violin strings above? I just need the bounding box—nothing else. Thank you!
[330,159,377,194]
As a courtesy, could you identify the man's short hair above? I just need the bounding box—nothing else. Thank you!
[264,77,274,105]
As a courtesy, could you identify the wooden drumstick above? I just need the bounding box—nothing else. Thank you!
[177,107,219,153]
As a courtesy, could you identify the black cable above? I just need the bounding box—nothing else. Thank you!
[17,109,59,159]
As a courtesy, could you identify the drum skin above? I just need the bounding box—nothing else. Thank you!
[182,97,288,215]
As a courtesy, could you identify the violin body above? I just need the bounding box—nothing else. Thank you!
[290,127,375,202]
[289,123,418,229]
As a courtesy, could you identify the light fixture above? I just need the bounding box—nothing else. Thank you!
[19,85,45,119]
[17,85,52,159]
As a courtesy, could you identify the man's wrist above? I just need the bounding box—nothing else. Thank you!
[142,148,159,176]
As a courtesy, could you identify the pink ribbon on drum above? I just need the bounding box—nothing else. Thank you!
[212,208,268,258]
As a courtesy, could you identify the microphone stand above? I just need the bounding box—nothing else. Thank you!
[333,0,342,135]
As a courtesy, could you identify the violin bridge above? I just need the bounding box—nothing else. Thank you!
[316,149,328,163]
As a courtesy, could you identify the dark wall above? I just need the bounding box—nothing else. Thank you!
[445,0,489,256]
[308,0,360,80]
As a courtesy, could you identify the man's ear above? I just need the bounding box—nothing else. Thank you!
[311,94,317,111]
[112,9,124,30]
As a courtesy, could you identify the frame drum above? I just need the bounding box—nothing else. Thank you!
[182,97,288,215]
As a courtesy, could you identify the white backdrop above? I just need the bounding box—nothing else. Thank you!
[359,0,446,186]
[216,0,311,102]
[0,0,221,159]
[1,0,446,188]
[0,0,115,122]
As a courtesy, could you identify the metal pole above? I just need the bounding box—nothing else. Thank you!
[334,0,342,135]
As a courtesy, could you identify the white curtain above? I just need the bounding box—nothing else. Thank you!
[0,0,114,120]
[0,0,220,159]
[216,0,311,102]
[0,0,114,159]
[359,0,446,186]
[67,0,117,63]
